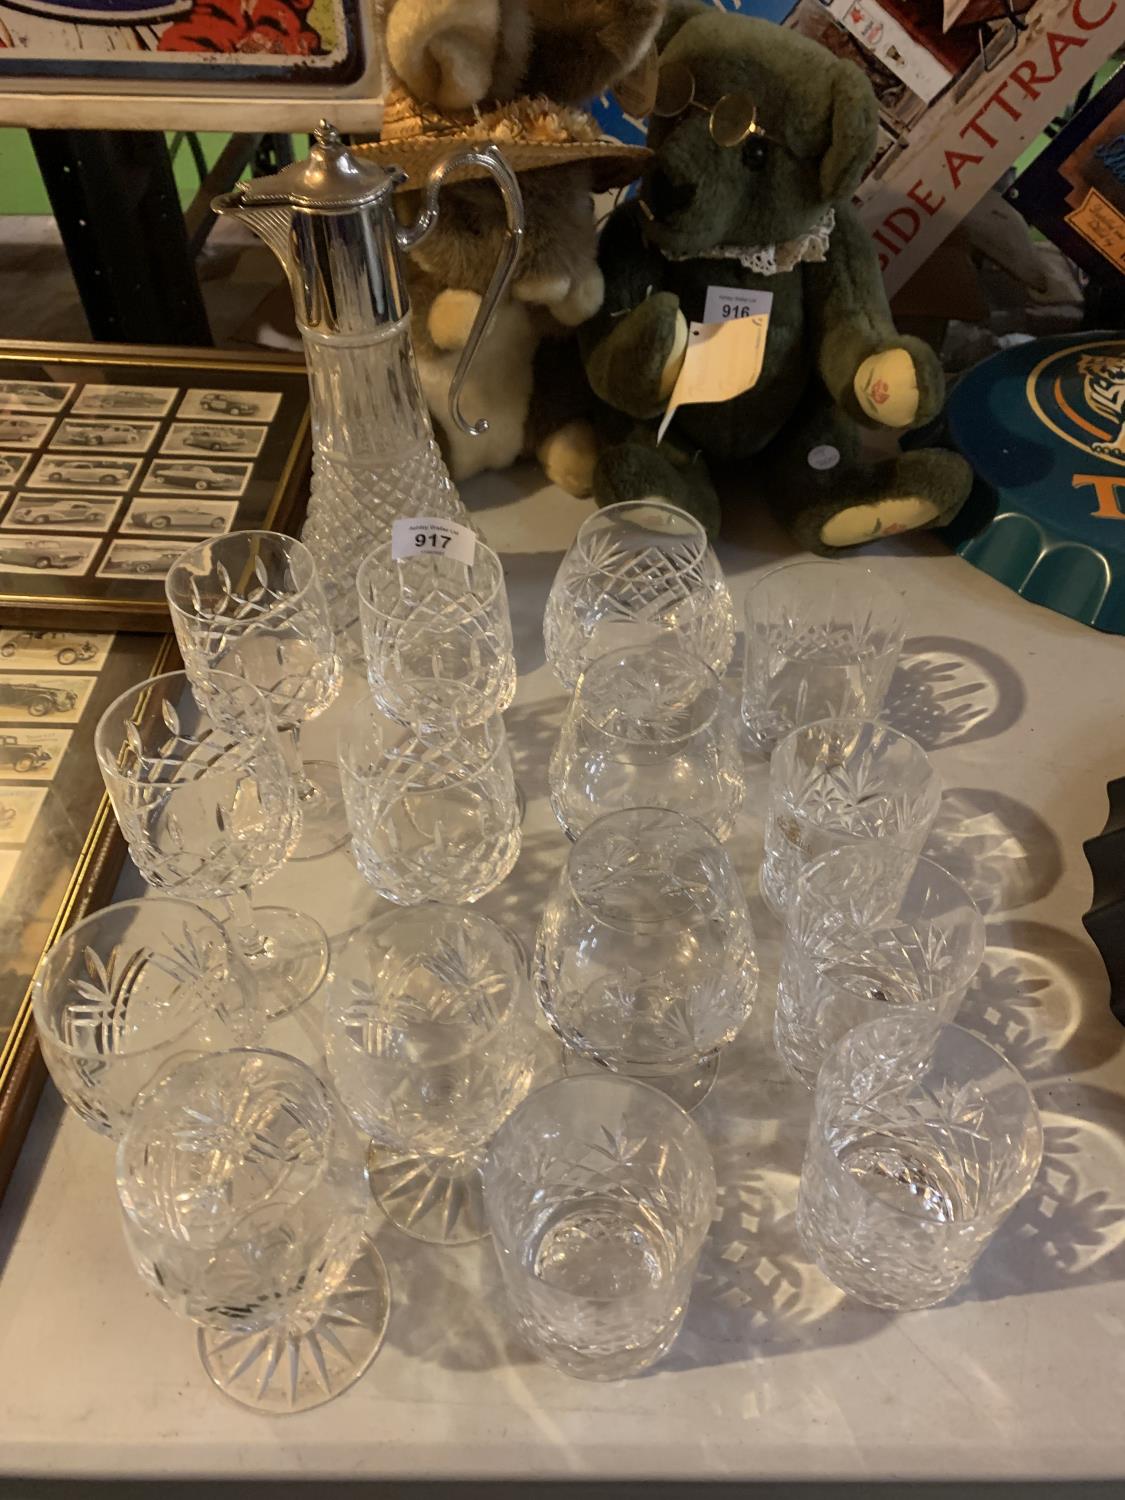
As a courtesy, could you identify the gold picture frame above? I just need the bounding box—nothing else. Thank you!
[0,340,311,633]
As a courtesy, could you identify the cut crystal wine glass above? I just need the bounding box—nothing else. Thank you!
[796,1013,1043,1310]
[776,848,986,1086]
[32,897,260,1139]
[116,1048,391,1412]
[325,903,539,1244]
[338,699,521,905]
[483,1074,717,1379]
[761,717,942,918]
[357,537,516,733]
[548,641,744,841]
[166,529,347,861]
[543,500,735,691]
[534,807,758,1110]
[95,670,329,1019]
[742,561,906,753]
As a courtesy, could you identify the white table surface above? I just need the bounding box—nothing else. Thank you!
[2,465,1124,1483]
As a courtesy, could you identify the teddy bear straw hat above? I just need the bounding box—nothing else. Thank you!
[355,86,651,191]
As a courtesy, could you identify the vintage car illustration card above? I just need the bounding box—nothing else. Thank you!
[51,419,159,454]
[0,672,96,726]
[0,726,71,782]
[0,785,49,846]
[26,454,141,490]
[2,494,122,533]
[120,497,236,538]
[140,459,251,497]
[177,389,282,423]
[0,381,73,415]
[71,385,178,419]
[97,539,192,579]
[0,533,100,575]
[0,454,30,486]
[0,416,53,449]
[161,422,267,459]
[0,629,114,673]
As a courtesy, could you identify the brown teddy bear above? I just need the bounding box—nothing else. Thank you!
[359,0,659,481]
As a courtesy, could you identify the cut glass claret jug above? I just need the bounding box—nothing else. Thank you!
[214,121,525,654]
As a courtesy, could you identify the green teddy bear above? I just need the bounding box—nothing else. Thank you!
[577,4,973,551]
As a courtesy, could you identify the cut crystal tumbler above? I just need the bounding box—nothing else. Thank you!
[776,849,986,1086]
[33,897,258,1139]
[742,561,906,752]
[357,537,516,733]
[117,1048,391,1412]
[534,807,758,1109]
[483,1075,717,1379]
[339,700,521,905]
[796,1013,1043,1309]
[548,642,744,841]
[543,500,735,691]
[325,903,538,1244]
[761,717,941,918]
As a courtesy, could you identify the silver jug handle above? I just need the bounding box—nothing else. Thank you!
[395,145,525,438]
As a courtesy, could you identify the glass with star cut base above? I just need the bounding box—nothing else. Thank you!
[95,671,330,1020]
[543,500,735,692]
[775,848,986,1087]
[741,560,906,754]
[325,903,539,1244]
[483,1074,717,1380]
[357,537,516,734]
[116,1048,391,1413]
[166,530,348,862]
[796,1013,1043,1310]
[32,897,261,1141]
[534,807,758,1110]
[760,717,942,919]
[548,641,744,842]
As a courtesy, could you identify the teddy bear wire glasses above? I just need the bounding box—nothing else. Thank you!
[652,60,774,149]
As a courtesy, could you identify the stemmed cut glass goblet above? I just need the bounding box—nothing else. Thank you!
[535,807,758,1110]
[338,699,522,905]
[166,530,347,861]
[548,641,744,841]
[357,537,516,734]
[95,670,329,1019]
[543,500,736,691]
[116,1048,391,1412]
[33,897,260,1140]
[325,903,539,1244]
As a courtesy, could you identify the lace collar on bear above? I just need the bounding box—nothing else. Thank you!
[661,208,835,276]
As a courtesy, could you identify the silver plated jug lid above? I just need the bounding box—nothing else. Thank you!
[235,121,401,213]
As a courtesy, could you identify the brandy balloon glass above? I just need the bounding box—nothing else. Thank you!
[535,807,758,1110]
[357,537,516,734]
[548,641,744,841]
[32,897,260,1139]
[116,1048,391,1413]
[543,500,735,691]
[325,904,539,1244]
[796,1013,1043,1310]
[166,530,347,861]
[483,1075,717,1379]
[95,671,330,1019]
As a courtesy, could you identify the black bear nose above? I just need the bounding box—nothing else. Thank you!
[646,167,696,219]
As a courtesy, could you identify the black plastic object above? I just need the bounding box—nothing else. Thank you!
[1083,777,1125,1027]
